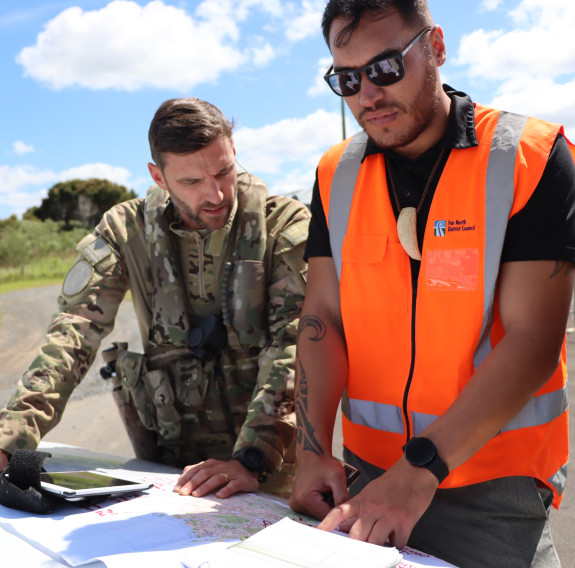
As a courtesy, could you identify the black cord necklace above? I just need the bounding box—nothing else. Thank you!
[386,148,447,260]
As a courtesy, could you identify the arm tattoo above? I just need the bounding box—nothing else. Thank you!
[295,315,327,456]
[550,261,575,279]
[297,315,326,343]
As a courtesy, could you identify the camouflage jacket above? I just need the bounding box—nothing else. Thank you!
[0,173,309,473]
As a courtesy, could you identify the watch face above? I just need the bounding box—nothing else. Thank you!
[405,437,436,467]
[241,448,266,472]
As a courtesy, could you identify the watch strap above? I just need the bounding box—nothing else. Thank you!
[232,447,268,482]
[425,452,449,483]
[403,437,449,484]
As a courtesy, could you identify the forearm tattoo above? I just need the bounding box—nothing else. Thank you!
[550,261,575,279]
[295,315,326,456]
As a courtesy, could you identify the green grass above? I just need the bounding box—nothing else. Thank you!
[0,220,136,302]
[0,219,85,289]
[0,277,65,295]
[0,254,77,286]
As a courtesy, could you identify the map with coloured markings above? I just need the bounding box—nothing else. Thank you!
[0,466,457,568]
[169,491,317,541]
[0,470,318,568]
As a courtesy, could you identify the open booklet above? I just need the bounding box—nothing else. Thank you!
[203,517,403,568]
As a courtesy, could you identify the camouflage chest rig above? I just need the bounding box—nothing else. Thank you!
[106,173,286,465]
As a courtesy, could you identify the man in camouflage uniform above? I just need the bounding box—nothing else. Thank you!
[0,98,309,498]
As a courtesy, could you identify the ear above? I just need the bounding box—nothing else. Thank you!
[430,25,447,67]
[148,162,168,191]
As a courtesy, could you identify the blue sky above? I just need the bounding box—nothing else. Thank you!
[1,0,574,219]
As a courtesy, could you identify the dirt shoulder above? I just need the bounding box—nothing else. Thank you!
[0,284,136,457]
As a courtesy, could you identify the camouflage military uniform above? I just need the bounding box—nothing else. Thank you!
[0,173,309,489]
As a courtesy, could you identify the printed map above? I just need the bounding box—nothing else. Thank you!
[1,471,317,567]
[0,466,456,568]
[168,491,318,541]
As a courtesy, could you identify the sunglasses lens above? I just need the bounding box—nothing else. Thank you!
[368,55,404,86]
[329,72,361,97]
[326,54,405,96]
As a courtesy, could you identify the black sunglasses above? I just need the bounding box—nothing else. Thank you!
[324,27,433,97]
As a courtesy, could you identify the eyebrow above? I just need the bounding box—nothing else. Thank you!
[333,47,400,73]
[176,162,235,184]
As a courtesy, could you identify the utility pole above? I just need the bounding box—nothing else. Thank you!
[341,97,346,140]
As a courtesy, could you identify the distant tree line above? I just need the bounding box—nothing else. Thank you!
[0,178,137,280]
[24,178,137,229]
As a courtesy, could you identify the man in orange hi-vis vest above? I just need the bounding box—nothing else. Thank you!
[289,1,575,567]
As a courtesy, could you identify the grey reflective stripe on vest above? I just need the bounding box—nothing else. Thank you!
[549,462,568,497]
[336,113,565,445]
[341,388,404,434]
[473,111,528,371]
[328,130,369,281]
[410,384,568,436]
[501,385,568,432]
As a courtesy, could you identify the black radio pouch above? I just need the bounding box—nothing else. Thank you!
[0,449,60,514]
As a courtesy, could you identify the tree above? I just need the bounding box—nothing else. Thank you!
[27,179,137,229]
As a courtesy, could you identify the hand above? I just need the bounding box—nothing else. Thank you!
[318,457,438,549]
[289,455,350,521]
[173,458,259,499]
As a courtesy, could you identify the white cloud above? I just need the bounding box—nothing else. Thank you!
[58,163,132,186]
[0,188,47,216]
[200,0,283,21]
[0,165,55,193]
[0,165,55,215]
[480,0,502,10]
[308,56,333,97]
[0,163,134,217]
[488,77,575,139]
[271,169,315,203]
[455,1,575,81]
[234,109,341,174]
[454,0,575,130]
[285,0,324,42]
[250,41,276,66]
[12,141,35,155]
[234,108,360,197]
[16,0,322,91]
[17,1,250,91]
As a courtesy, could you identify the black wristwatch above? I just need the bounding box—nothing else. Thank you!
[402,437,449,483]
[232,447,268,482]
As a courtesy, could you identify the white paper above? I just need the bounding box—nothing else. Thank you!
[219,517,402,567]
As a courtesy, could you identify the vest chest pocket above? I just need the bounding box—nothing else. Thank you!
[341,233,410,313]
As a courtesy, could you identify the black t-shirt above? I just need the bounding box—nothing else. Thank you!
[305,87,575,265]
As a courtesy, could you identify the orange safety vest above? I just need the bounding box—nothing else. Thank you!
[317,104,571,507]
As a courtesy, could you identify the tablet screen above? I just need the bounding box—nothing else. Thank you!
[39,471,152,497]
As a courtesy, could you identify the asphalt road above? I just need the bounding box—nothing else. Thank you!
[0,285,141,457]
[0,285,573,566]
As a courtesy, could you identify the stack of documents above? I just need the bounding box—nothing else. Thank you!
[206,517,403,568]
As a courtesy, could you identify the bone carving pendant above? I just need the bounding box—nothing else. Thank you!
[397,206,422,260]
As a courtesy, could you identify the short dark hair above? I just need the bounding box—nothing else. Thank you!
[322,0,432,48]
[148,98,234,169]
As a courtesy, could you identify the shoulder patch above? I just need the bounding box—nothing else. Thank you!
[81,236,114,265]
[280,219,309,247]
[62,260,93,297]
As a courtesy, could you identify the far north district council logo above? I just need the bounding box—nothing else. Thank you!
[434,220,446,237]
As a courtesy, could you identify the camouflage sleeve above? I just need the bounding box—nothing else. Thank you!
[232,197,310,472]
[0,202,137,456]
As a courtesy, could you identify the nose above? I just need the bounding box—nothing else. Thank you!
[205,177,225,203]
[357,71,386,108]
